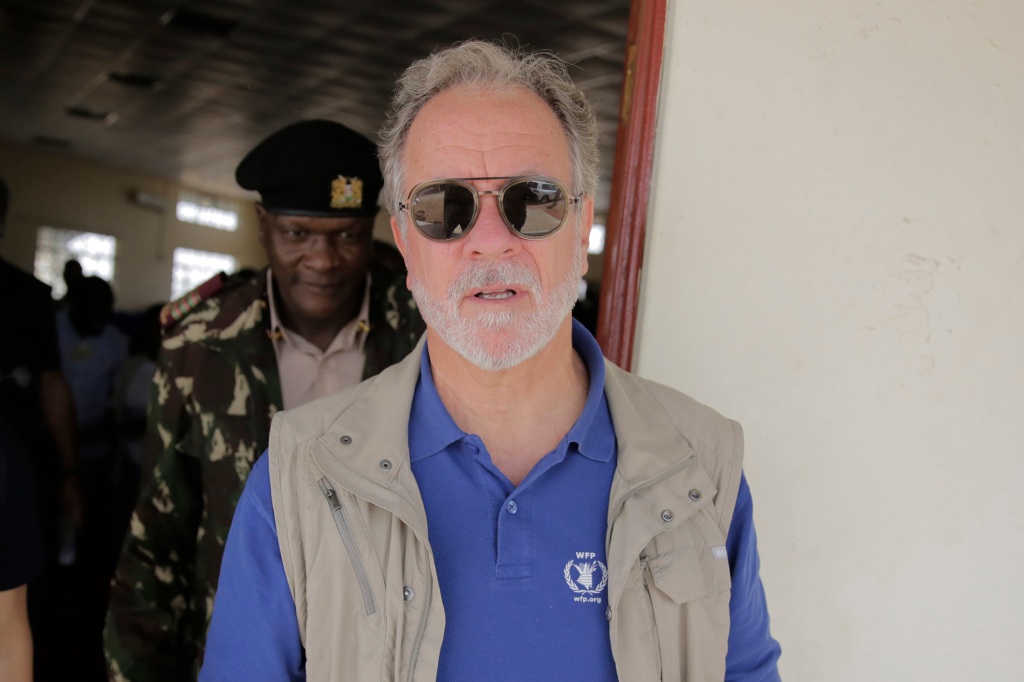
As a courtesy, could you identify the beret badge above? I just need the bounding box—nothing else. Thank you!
[331,175,364,210]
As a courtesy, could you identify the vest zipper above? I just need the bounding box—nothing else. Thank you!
[637,555,663,679]
[317,477,377,616]
[406,552,433,682]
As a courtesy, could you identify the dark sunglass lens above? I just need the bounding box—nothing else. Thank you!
[506,179,566,236]
[501,182,530,230]
[443,185,476,239]
[412,183,476,240]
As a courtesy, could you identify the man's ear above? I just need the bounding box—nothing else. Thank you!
[578,196,594,278]
[390,215,408,257]
[390,214,414,290]
[255,203,270,247]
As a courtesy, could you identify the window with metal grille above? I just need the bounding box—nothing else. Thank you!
[171,247,236,299]
[33,226,117,299]
[176,189,239,231]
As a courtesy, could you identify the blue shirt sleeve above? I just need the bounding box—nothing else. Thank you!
[724,472,783,681]
[200,452,306,681]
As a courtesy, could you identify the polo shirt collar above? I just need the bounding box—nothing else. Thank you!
[408,318,611,464]
[566,318,611,463]
[408,348,465,462]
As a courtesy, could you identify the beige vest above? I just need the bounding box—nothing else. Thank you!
[269,340,743,682]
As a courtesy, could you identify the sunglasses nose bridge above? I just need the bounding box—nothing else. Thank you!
[471,188,506,225]
[475,188,503,213]
[460,188,520,251]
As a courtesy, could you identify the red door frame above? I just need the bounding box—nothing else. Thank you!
[595,0,667,371]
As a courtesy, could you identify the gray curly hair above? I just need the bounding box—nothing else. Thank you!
[378,40,600,236]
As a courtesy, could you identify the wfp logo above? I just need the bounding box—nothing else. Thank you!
[564,552,608,603]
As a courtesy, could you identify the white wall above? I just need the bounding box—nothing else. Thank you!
[636,1,1023,679]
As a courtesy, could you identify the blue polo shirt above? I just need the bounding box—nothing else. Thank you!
[410,322,618,679]
[201,320,781,681]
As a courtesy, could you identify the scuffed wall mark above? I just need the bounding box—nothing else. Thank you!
[903,253,940,269]
[855,16,901,40]
[870,253,941,375]
[886,304,931,342]
[895,254,938,341]
[856,24,880,39]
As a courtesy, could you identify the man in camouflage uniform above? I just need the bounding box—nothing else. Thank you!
[104,121,424,681]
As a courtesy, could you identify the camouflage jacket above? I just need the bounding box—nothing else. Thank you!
[104,265,423,681]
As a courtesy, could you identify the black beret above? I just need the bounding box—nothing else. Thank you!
[235,120,382,218]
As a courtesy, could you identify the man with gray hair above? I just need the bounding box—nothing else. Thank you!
[201,40,781,681]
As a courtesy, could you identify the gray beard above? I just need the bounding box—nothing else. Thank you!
[410,247,584,372]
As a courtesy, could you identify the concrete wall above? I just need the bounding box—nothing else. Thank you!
[636,1,1023,679]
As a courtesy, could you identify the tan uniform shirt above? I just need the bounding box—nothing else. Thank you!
[266,269,370,410]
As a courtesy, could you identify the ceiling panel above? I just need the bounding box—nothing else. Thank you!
[0,0,630,211]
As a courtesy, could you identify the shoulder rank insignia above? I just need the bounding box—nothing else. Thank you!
[330,176,364,209]
[160,272,228,329]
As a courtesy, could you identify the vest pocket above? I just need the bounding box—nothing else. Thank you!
[640,546,732,681]
[643,545,731,604]
[317,477,378,616]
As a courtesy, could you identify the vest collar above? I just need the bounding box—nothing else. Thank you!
[311,336,430,539]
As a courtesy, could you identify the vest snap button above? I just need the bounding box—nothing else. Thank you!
[688,489,701,501]
[403,586,415,601]
[379,459,393,471]
[339,435,353,445]
[661,510,674,522]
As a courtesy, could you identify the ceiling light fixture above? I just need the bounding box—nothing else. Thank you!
[66,106,119,126]
[109,71,162,91]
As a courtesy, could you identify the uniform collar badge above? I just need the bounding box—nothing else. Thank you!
[330,175,364,209]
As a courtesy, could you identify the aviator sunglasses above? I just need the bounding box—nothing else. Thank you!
[399,176,580,242]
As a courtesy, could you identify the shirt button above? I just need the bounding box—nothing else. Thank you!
[506,500,518,514]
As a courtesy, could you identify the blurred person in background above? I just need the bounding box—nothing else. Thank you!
[0,175,86,676]
[56,258,84,308]
[55,274,129,651]
[0,421,45,682]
